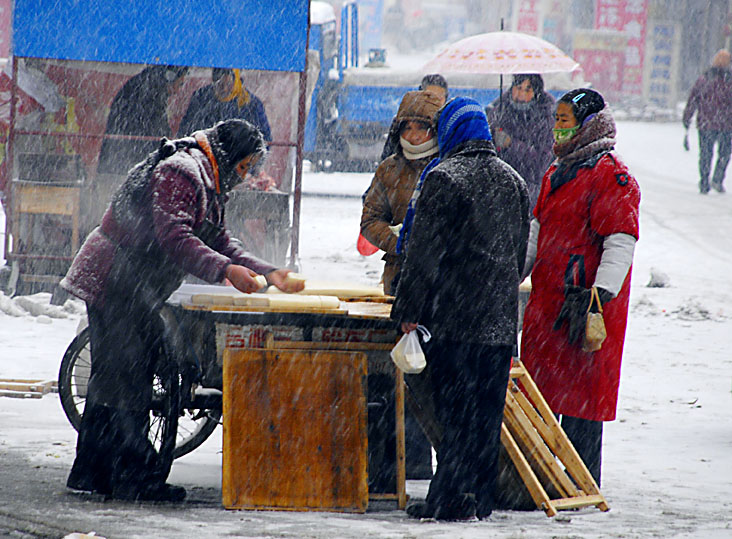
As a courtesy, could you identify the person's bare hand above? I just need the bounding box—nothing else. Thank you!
[225,264,261,294]
[266,268,306,293]
[401,322,418,333]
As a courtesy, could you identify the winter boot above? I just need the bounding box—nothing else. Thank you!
[433,493,477,521]
[405,499,435,519]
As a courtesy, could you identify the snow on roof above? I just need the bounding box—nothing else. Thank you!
[311,2,336,25]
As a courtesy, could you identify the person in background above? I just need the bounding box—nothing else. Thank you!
[61,119,303,502]
[380,74,448,162]
[178,68,271,142]
[682,49,732,194]
[98,65,189,176]
[393,97,529,520]
[520,89,641,487]
[360,90,442,488]
[93,65,188,230]
[485,74,555,211]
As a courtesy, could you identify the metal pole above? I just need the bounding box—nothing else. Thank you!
[4,57,18,261]
[290,1,312,269]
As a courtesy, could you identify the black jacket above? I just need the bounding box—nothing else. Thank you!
[97,67,173,175]
[391,140,530,345]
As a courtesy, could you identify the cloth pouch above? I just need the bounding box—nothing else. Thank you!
[582,287,607,353]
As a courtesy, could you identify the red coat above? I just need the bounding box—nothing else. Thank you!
[521,152,640,421]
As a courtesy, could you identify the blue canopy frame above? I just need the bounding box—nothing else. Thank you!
[9,0,311,267]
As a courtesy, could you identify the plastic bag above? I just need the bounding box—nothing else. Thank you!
[390,325,431,374]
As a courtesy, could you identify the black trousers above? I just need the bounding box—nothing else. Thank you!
[698,130,732,190]
[424,340,512,518]
[67,292,170,496]
[560,415,603,487]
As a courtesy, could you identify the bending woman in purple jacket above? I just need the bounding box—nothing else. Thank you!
[61,119,302,502]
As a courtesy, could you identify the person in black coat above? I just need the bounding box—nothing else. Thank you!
[97,65,188,175]
[178,68,272,142]
[92,65,188,233]
[392,97,530,520]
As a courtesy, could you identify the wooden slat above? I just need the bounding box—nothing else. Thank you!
[503,392,579,498]
[512,362,604,499]
[394,369,407,510]
[551,494,608,511]
[267,341,395,351]
[0,390,43,399]
[500,423,557,517]
[0,380,56,394]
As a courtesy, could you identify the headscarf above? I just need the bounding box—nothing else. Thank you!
[197,119,267,192]
[396,97,492,253]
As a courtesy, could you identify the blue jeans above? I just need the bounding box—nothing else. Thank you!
[698,130,732,190]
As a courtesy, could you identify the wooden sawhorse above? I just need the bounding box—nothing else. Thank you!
[405,358,609,517]
[501,359,608,516]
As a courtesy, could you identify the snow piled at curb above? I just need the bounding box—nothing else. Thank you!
[0,291,85,319]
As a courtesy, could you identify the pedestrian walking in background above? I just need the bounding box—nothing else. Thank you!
[682,49,732,194]
[392,97,529,520]
[486,74,555,211]
[521,89,641,486]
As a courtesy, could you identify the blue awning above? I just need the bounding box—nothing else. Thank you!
[12,0,309,72]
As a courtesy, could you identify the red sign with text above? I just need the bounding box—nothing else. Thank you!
[595,0,648,95]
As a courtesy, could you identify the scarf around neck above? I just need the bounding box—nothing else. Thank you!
[400,136,438,160]
[550,107,616,191]
[219,68,251,108]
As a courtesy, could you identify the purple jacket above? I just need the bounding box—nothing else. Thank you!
[61,145,277,306]
[486,92,555,210]
[683,68,732,132]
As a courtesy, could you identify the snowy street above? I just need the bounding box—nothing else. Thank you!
[1,120,732,538]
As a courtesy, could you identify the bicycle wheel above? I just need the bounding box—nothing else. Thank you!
[58,327,91,430]
[58,326,221,458]
[173,405,221,459]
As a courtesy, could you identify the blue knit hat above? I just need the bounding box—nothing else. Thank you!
[436,97,492,158]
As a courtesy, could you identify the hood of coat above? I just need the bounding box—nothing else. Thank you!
[553,106,616,165]
[395,90,443,125]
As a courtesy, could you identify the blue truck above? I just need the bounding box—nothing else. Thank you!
[304,1,573,172]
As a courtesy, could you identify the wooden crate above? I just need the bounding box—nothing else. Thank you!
[222,348,369,512]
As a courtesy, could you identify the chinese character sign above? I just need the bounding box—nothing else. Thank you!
[596,0,648,95]
[516,0,541,35]
[644,21,680,108]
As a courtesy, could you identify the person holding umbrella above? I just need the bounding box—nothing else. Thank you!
[485,74,555,211]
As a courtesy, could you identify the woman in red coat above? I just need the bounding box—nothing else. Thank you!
[520,89,640,486]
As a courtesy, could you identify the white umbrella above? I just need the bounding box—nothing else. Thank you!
[422,31,580,75]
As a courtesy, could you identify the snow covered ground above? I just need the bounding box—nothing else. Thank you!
[2,120,732,537]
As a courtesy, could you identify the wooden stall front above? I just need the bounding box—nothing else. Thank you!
[172,289,404,513]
